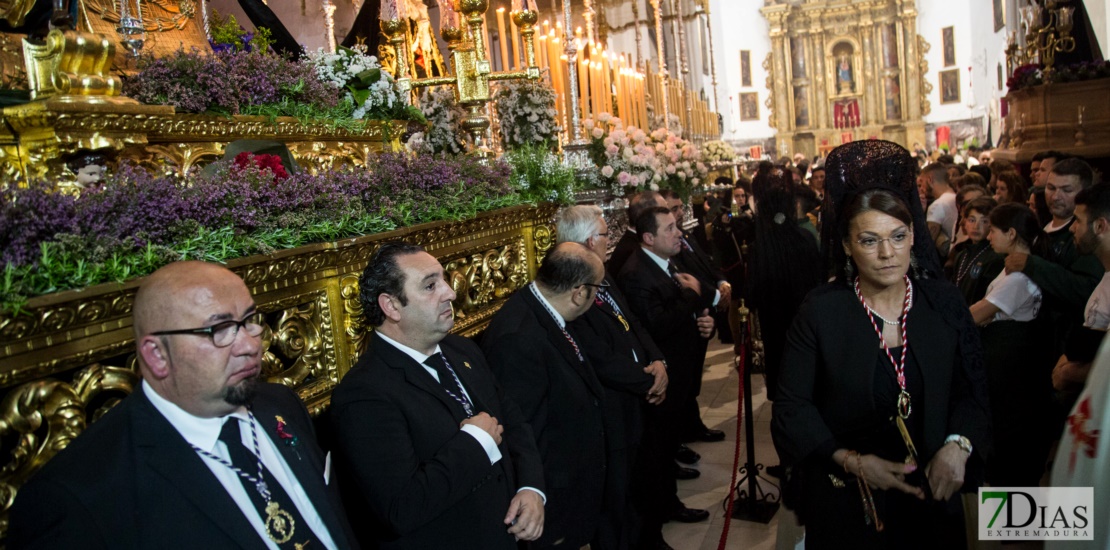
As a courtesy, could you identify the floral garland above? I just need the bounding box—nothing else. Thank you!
[1007,61,1110,92]
[492,79,560,149]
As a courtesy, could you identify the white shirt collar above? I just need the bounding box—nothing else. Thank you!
[375,330,443,365]
[142,380,247,453]
[1046,217,1074,233]
[529,282,566,328]
[641,246,672,274]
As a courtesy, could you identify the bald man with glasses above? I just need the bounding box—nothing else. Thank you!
[10,261,357,550]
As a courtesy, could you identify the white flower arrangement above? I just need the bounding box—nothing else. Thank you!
[304,45,407,121]
[407,86,469,155]
[493,79,561,149]
[702,140,736,164]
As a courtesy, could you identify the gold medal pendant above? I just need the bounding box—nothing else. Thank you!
[897,390,912,420]
[617,314,630,332]
[264,501,296,544]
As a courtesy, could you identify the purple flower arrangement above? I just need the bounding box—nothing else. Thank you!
[124,48,336,115]
[0,155,522,306]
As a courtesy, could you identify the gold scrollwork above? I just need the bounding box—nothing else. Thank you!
[917,35,932,116]
[0,362,138,537]
[533,224,554,264]
[445,239,528,320]
[258,290,335,389]
[339,274,369,363]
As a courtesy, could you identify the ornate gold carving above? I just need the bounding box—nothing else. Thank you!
[259,290,336,390]
[763,52,776,127]
[532,224,554,264]
[0,362,138,535]
[339,274,369,363]
[917,35,932,116]
[22,30,127,101]
[445,238,528,320]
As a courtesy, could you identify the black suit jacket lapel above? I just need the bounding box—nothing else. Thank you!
[131,388,268,550]
[252,400,353,550]
[372,332,470,422]
[522,290,605,399]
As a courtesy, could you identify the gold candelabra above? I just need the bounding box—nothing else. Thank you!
[1012,0,1076,77]
[380,0,541,159]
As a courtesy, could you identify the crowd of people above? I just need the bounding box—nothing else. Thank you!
[7,140,1108,550]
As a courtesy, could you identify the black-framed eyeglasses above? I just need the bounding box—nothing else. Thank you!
[150,311,265,348]
[593,231,610,239]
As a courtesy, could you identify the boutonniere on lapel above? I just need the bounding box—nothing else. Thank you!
[275,416,302,460]
[463,361,471,369]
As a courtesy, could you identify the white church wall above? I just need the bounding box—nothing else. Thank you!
[708,0,775,145]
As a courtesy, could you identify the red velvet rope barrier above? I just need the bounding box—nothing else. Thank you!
[716,323,748,550]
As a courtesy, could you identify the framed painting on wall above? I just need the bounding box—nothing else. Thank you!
[740,92,760,121]
[940,69,960,104]
[993,0,1005,32]
[741,50,752,87]
[942,26,955,67]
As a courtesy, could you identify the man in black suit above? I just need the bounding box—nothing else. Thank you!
[608,191,669,276]
[556,205,670,550]
[331,242,545,549]
[660,190,730,444]
[618,206,716,548]
[482,242,608,549]
[9,261,357,549]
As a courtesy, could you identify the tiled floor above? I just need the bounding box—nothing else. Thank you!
[662,341,787,550]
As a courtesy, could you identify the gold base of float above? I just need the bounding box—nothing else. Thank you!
[0,203,558,538]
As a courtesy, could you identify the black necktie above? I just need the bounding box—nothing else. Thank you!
[667,261,683,288]
[424,353,474,416]
[219,419,324,549]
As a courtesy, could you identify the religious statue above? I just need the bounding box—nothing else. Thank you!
[837,54,854,94]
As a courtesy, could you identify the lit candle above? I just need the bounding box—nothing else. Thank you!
[510,15,521,69]
[496,8,510,72]
[579,55,590,122]
[537,34,547,71]
[480,11,493,61]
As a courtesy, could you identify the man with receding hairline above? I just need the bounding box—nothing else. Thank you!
[483,242,610,549]
[10,261,357,550]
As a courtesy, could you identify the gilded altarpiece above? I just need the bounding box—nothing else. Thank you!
[760,0,930,158]
[0,204,557,539]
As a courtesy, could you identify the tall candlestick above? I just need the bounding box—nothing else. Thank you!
[496,8,510,71]
[563,0,584,143]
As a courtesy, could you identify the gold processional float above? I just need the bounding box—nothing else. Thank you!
[0,0,567,539]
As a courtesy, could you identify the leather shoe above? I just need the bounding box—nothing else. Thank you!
[675,466,700,480]
[675,444,700,465]
[684,428,726,443]
[668,505,711,523]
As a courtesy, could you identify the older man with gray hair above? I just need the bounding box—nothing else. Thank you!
[557,205,670,549]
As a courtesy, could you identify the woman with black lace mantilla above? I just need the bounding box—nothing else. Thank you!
[771,141,991,549]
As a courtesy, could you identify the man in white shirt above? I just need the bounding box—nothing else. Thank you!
[10,261,357,549]
[331,242,545,549]
[924,163,958,257]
